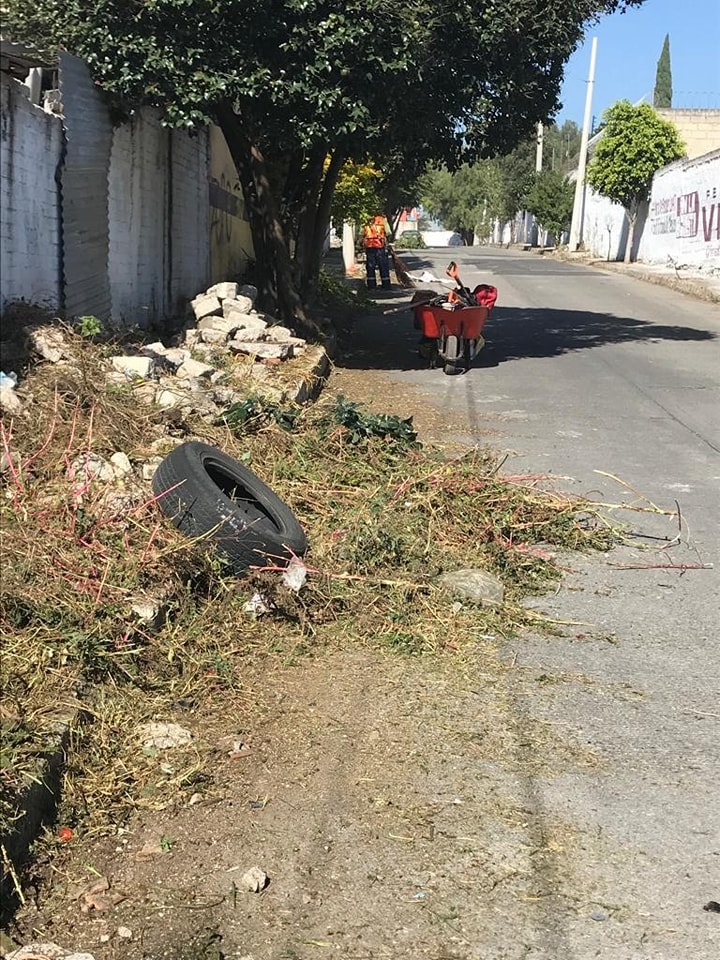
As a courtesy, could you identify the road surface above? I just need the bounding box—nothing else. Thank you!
[342,246,720,958]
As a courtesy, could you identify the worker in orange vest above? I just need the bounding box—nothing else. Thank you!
[363,215,391,290]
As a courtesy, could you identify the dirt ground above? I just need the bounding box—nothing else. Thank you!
[6,368,655,959]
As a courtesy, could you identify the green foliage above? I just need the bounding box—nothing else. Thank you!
[217,396,302,433]
[330,161,383,226]
[393,232,427,249]
[525,170,575,242]
[543,121,583,174]
[653,34,672,109]
[330,396,418,447]
[587,101,685,213]
[77,315,102,338]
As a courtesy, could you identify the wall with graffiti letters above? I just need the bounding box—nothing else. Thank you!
[638,149,720,268]
[209,126,253,283]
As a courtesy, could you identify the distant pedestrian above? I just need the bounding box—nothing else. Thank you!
[363,215,391,290]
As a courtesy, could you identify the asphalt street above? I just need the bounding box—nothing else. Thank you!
[342,247,720,959]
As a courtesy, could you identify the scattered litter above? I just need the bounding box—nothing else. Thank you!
[117,928,132,941]
[704,901,720,913]
[188,792,204,806]
[281,558,308,592]
[591,910,608,922]
[138,721,192,750]
[57,827,74,843]
[241,866,268,893]
[243,592,270,616]
[0,371,18,390]
[228,740,251,760]
[412,891,427,900]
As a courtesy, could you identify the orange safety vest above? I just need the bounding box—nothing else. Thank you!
[363,219,386,248]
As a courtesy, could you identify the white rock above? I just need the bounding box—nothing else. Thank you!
[140,341,167,356]
[70,453,114,484]
[436,569,505,605]
[176,358,216,379]
[138,722,192,750]
[156,390,184,409]
[183,328,201,348]
[190,293,222,321]
[240,866,268,893]
[222,297,256,319]
[141,459,162,481]
[110,452,133,478]
[131,383,157,406]
[110,356,155,380]
[199,327,229,345]
[264,326,301,344]
[25,325,67,363]
[229,342,293,361]
[0,386,22,414]
[117,927,132,940]
[207,281,238,300]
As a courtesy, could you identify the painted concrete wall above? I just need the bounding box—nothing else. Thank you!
[108,111,211,325]
[657,110,720,161]
[209,125,253,283]
[638,149,720,269]
[580,149,720,269]
[0,74,63,311]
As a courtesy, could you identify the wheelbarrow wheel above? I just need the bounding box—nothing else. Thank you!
[443,335,461,376]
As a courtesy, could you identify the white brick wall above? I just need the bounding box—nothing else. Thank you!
[108,110,210,326]
[0,74,64,311]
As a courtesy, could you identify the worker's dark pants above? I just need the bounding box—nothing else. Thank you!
[365,246,391,289]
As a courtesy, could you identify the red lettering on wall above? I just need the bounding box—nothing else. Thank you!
[677,192,699,238]
[702,204,719,242]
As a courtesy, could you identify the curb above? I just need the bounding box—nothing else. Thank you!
[555,251,720,305]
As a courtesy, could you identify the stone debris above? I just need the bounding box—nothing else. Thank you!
[110,355,155,380]
[110,452,133,478]
[190,293,222,322]
[436,569,505,605]
[25,325,68,363]
[0,386,22,414]
[207,281,238,300]
[69,453,115,485]
[138,721,192,750]
[229,341,293,361]
[7,944,96,960]
[176,357,216,380]
[241,866,269,893]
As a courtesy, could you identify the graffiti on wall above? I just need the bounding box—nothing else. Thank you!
[645,162,720,264]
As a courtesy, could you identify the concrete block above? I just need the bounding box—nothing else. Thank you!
[110,355,155,379]
[222,296,255,318]
[190,293,222,322]
[176,358,216,379]
[228,341,294,360]
[207,281,238,300]
[199,328,229,345]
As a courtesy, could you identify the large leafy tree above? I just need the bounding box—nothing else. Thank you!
[525,170,575,243]
[586,101,685,262]
[5,0,647,334]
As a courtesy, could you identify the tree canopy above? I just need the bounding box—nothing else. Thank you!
[586,100,685,261]
[525,170,575,243]
[653,34,673,109]
[4,0,649,331]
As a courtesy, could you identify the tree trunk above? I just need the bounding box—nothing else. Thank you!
[216,103,321,340]
[293,146,326,282]
[304,147,346,295]
[624,206,637,263]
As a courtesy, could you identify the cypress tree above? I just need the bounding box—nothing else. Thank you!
[653,34,672,109]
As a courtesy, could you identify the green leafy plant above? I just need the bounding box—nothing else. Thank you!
[586,101,685,262]
[77,316,102,338]
[330,396,418,447]
[525,170,575,244]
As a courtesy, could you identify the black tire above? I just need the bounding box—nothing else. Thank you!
[152,441,307,575]
[443,335,461,376]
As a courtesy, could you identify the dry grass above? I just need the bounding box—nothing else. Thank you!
[0,333,613,837]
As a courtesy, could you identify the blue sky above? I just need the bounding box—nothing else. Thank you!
[557,0,720,126]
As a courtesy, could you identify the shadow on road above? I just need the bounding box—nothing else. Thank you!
[337,302,717,372]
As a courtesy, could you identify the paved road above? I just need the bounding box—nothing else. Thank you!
[344,247,720,958]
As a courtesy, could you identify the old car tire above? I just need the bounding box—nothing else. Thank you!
[152,441,307,575]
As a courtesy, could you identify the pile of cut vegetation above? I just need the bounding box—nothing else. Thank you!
[0,333,612,841]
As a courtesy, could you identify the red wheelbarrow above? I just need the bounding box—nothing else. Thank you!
[409,262,498,375]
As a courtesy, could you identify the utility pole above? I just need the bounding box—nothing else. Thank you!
[569,37,598,251]
[535,122,544,172]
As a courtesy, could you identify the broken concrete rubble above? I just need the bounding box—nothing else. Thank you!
[190,293,222,322]
[229,341,294,361]
[110,356,155,380]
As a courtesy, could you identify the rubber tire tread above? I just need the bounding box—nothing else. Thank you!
[444,335,461,376]
[152,441,307,575]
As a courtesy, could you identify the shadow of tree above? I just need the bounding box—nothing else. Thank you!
[338,302,716,372]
